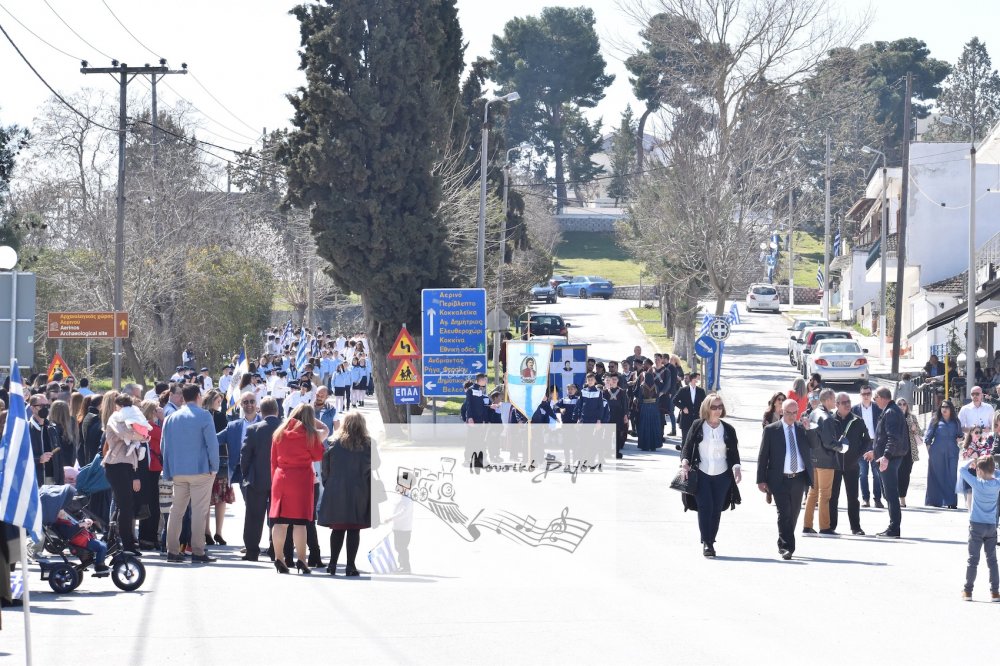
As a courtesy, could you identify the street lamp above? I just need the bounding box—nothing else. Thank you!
[861,145,888,362]
[477,91,520,290]
[493,145,523,383]
[940,115,977,397]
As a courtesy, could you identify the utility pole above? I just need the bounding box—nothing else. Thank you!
[788,188,795,309]
[822,133,831,320]
[892,72,912,376]
[82,60,187,389]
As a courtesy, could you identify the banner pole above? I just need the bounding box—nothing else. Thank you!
[19,527,34,666]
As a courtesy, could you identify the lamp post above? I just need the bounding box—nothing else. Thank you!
[477,92,520,289]
[940,115,976,397]
[493,145,521,384]
[861,145,888,361]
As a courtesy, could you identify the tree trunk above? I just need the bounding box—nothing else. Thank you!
[552,105,568,213]
[365,301,407,425]
[122,333,146,387]
[636,107,653,171]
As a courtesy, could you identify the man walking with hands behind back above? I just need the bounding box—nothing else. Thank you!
[240,397,281,561]
[872,387,909,538]
[757,399,814,560]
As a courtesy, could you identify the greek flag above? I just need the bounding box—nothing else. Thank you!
[227,348,247,414]
[834,231,841,256]
[0,362,42,540]
[699,314,712,336]
[277,318,293,348]
[550,345,588,396]
[817,266,825,290]
[367,534,398,574]
[729,303,741,325]
[295,334,311,374]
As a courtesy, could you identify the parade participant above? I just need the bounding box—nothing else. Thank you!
[352,355,371,407]
[604,373,629,459]
[924,400,961,509]
[665,355,683,437]
[762,392,786,428]
[673,372,705,451]
[959,456,1000,601]
[332,360,353,413]
[556,384,580,424]
[199,368,213,392]
[218,365,234,396]
[240,398,280,561]
[162,384,220,563]
[680,392,741,558]
[802,389,844,536]
[872,387,908,538]
[284,379,313,418]
[28,393,65,486]
[757,399,813,560]
[575,373,610,424]
[896,398,922,508]
[102,393,147,556]
[830,392,871,535]
[637,373,661,452]
[654,355,675,443]
[788,377,809,416]
[270,404,328,575]
[531,387,560,424]
[463,374,492,424]
[852,385,884,508]
[137,400,164,551]
[959,386,995,433]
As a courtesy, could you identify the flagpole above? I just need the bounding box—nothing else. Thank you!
[19,526,34,666]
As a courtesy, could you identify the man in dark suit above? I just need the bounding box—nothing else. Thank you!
[673,372,706,451]
[851,386,883,508]
[757,399,814,560]
[239,397,280,561]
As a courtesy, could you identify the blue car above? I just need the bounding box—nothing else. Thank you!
[557,275,614,299]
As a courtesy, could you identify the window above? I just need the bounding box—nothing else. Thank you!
[753,286,777,296]
[817,342,861,354]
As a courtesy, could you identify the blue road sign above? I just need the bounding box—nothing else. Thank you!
[393,386,421,405]
[421,288,488,397]
[695,335,718,359]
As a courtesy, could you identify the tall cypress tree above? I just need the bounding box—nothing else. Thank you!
[283,0,464,422]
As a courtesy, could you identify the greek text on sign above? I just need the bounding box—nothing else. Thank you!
[422,289,487,355]
[47,311,129,339]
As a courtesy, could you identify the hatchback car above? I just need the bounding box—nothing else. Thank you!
[796,327,854,375]
[786,318,830,365]
[530,283,557,303]
[806,339,869,387]
[517,312,570,343]
[745,284,780,312]
[558,276,614,299]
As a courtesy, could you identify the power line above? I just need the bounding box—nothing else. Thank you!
[41,0,115,61]
[0,1,80,61]
[100,0,160,60]
[189,73,259,134]
[160,79,260,142]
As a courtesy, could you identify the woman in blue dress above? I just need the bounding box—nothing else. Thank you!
[924,400,961,508]
[637,373,662,451]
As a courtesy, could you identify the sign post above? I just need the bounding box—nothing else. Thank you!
[706,316,731,392]
[389,324,421,406]
[421,289,487,398]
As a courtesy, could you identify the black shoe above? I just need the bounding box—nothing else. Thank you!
[166,552,185,563]
[819,529,838,536]
[874,500,885,509]
[214,534,227,546]
[875,530,900,538]
[702,543,716,558]
[274,560,290,574]
[205,533,214,546]
[780,549,793,560]
[345,567,360,577]
[137,540,157,550]
[615,452,623,459]
[295,560,312,575]
[191,553,217,563]
[948,504,958,510]
[92,565,111,577]
[307,554,324,569]
[669,430,677,437]
[863,500,870,508]
[852,529,866,536]
[802,527,817,534]
[674,444,681,451]
[241,554,259,562]
[326,564,337,576]
[125,548,142,557]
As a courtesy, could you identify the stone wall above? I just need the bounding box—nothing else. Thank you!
[773,286,822,305]
[554,215,620,232]
[611,284,660,300]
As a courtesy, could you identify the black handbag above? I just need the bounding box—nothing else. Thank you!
[670,464,698,495]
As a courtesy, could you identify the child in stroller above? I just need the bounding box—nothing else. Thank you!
[39,484,146,593]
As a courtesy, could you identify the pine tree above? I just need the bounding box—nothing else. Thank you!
[607,106,638,204]
[931,37,1000,142]
[283,0,464,423]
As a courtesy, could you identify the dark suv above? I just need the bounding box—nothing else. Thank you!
[516,312,569,342]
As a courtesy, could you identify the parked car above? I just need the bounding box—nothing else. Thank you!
[516,312,570,344]
[806,339,869,388]
[558,275,614,299]
[786,318,830,365]
[745,283,780,312]
[530,283,557,304]
[549,274,572,290]
[795,327,855,375]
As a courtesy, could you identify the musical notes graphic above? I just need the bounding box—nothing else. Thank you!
[472,506,591,553]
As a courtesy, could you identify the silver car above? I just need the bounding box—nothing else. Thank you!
[786,318,830,365]
[806,339,870,388]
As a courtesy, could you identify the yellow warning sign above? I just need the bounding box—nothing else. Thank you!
[388,326,420,359]
[389,359,421,387]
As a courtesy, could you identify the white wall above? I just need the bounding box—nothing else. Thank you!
[910,292,961,362]
[841,253,881,321]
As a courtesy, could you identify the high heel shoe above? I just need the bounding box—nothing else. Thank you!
[326,563,337,576]
[307,553,324,569]
[274,560,289,574]
[214,534,227,546]
[295,560,312,575]
[345,567,360,577]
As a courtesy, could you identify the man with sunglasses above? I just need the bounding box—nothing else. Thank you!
[758,399,814,560]
[872,387,909,538]
[852,386,883,508]
[959,386,994,435]
[831,392,872,535]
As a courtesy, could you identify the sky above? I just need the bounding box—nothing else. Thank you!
[0,0,998,166]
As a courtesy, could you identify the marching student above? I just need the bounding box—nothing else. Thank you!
[463,374,492,424]
[556,384,581,424]
[355,355,372,407]
[575,373,610,424]
[604,373,629,459]
[332,360,353,413]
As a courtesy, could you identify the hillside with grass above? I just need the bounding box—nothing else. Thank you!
[776,231,826,288]
[553,232,641,285]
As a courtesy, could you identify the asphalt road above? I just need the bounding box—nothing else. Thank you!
[2,299,979,665]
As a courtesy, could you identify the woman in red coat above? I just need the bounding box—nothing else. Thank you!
[270,403,328,574]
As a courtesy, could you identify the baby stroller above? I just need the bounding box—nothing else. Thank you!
[37,484,146,594]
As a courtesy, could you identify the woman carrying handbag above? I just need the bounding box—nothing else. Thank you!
[678,392,742,558]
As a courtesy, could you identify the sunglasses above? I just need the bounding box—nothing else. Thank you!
[240,400,255,406]
[710,404,723,410]
[837,400,851,404]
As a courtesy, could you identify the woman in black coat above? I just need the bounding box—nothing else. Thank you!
[318,411,380,576]
[679,392,742,558]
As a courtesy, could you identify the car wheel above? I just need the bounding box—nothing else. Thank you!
[580,289,588,299]
[602,295,610,300]
[557,288,564,298]
[788,353,796,366]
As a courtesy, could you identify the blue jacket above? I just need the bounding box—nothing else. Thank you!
[557,396,580,424]
[161,403,220,480]
[316,404,338,433]
[959,467,1000,523]
[463,386,491,423]
[333,367,353,388]
[217,415,261,484]
[575,387,611,423]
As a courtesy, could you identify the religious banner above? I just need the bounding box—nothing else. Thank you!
[505,340,553,419]
[548,344,588,398]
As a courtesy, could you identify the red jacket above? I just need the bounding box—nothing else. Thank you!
[270,420,323,476]
[147,423,163,473]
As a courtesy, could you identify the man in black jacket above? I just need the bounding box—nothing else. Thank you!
[240,397,280,561]
[802,389,844,535]
[757,399,814,560]
[603,373,629,459]
[873,387,909,538]
[28,393,64,486]
[830,392,872,535]
[673,373,706,451]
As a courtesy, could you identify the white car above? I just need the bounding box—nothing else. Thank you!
[786,318,830,365]
[806,339,870,388]
[745,284,780,312]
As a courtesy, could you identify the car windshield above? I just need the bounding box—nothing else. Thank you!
[531,316,561,327]
[812,332,851,343]
[752,286,777,295]
[796,320,827,330]
[817,342,862,354]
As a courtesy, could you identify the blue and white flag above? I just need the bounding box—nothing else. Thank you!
[227,348,248,414]
[549,345,588,397]
[277,319,293,348]
[699,314,712,336]
[729,303,741,325]
[833,231,841,256]
[816,267,825,291]
[0,362,42,540]
[505,340,553,419]
[368,534,398,574]
[295,334,311,374]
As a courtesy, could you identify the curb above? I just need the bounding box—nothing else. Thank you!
[625,307,664,355]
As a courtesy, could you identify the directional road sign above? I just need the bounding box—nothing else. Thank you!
[47,311,129,339]
[393,386,421,405]
[708,316,731,342]
[421,288,488,397]
[694,335,718,359]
